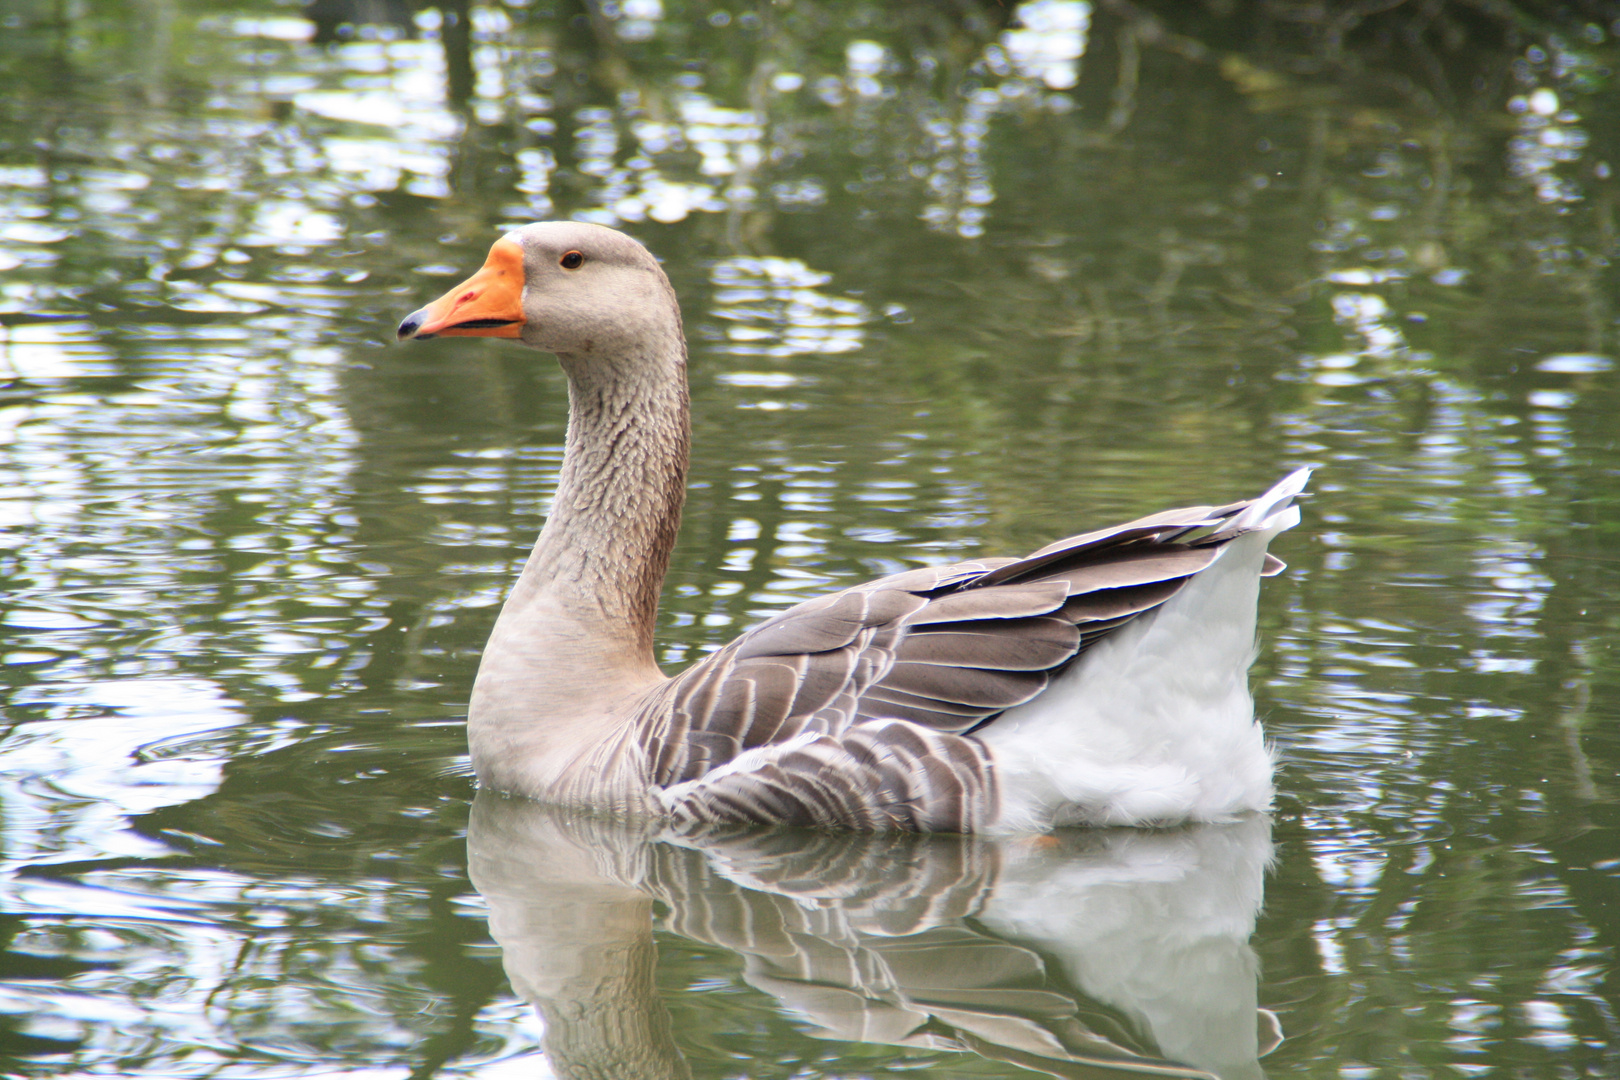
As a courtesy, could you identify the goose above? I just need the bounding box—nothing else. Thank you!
[397,222,1308,833]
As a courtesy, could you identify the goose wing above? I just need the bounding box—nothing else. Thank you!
[635,469,1309,831]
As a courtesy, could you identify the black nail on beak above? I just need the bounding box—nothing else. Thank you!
[397,310,433,341]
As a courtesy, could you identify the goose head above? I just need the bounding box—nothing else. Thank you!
[395,221,679,359]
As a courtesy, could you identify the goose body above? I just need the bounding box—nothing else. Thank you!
[398,222,1307,833]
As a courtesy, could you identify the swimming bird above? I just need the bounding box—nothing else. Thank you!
[397,222,1307,833]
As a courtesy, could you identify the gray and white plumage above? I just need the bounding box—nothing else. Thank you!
[399,221,1308,833]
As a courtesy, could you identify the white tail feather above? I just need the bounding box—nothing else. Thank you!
[983,470,1307,831]
[1218,466,1311,537]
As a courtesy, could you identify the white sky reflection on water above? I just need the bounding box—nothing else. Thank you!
[0,679,242,865]
[708,256,869,358]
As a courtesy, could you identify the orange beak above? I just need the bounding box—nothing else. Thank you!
[396,237,526,341]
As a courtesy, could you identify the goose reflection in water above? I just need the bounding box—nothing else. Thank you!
[468,793,1282,1079]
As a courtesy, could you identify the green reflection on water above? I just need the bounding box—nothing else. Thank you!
[0,0,1617,1076]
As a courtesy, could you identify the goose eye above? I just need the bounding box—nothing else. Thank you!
[560,251,584,269]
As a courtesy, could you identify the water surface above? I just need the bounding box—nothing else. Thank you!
[1,1,1617,1076]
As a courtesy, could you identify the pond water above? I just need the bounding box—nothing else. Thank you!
[1,1,1617,1076]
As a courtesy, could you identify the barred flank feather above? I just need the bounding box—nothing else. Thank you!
[659,722,998,833]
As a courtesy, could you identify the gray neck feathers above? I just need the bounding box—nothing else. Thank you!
[504,328,690,669]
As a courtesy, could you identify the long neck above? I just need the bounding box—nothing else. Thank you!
[527,345,691,660]
[468,323,690,798]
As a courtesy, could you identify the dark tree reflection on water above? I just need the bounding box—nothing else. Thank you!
[0,0,1617,1076]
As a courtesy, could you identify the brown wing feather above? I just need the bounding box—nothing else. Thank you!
[898,616,1080,671]
[880,662,1048,710]
[979,506,1224,584]
[738,589,925,659]
[1020,545,1224,596]
[724,662,799,749]
[856,685,993,727]
[1058,578,1188,622]
[903,580,1069,625]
